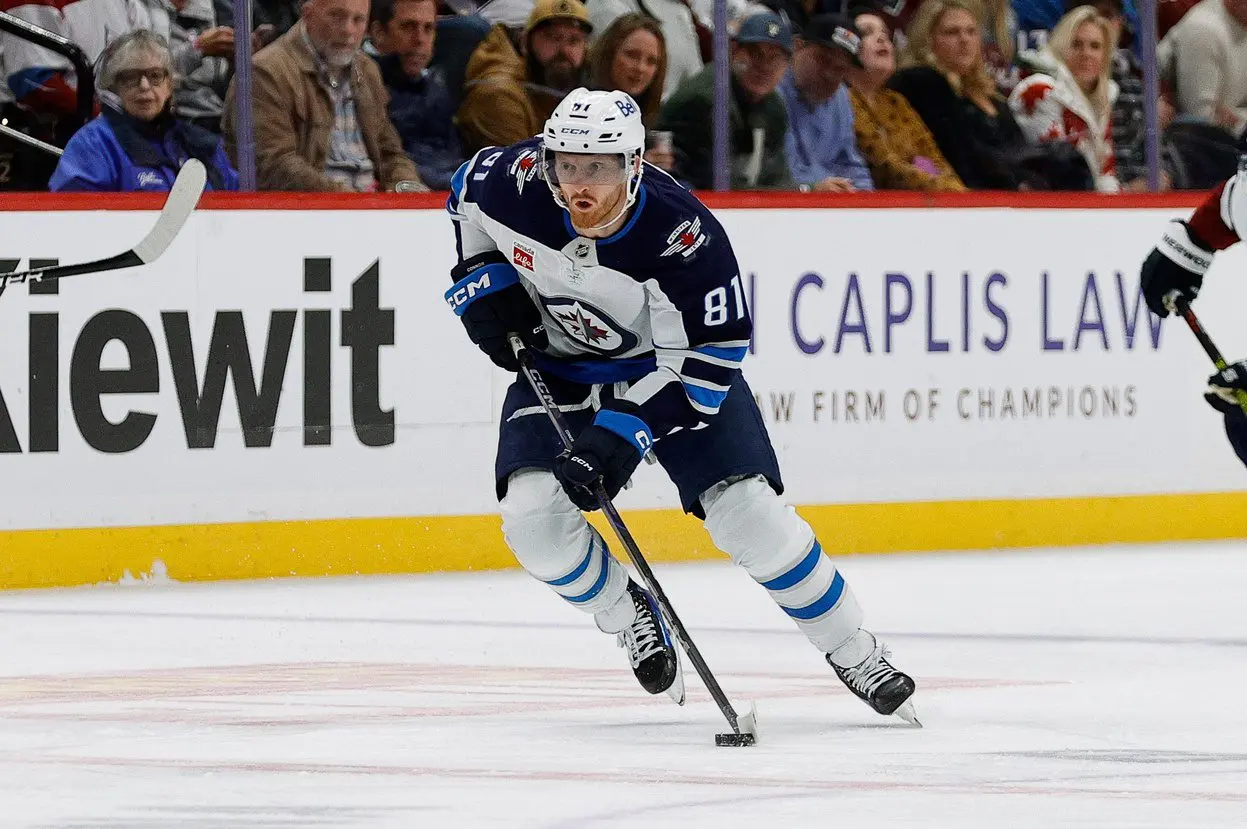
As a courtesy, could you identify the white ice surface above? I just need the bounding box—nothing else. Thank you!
[3,543,1247,827]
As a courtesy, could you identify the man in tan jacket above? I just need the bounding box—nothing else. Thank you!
[456,0,593,154]
[223,0,422,191]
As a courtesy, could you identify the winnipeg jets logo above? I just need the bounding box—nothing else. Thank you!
[509,149,540,195]
[661,216,707,258]
[542,297,639,356]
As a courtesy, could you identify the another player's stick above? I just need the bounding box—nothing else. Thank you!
[0,159,207,301]
[509,335,759,747]
[1170,295,1247,414]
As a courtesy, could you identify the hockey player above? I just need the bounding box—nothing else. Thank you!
[1140,161,1247,469]
[444,87,917,723]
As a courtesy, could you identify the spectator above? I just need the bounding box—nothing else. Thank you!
[213,0,294,41]
[1015,0,1141,54]
[1010,6,1119,192]
[656,10,794,189]
[587,0,703,98]
[1157,0,1247,141]
[2,0,141,117]
[457,0,592,154]
[371,0,463,189]
[136,0,235,133]
[890,0,1030,189]
[49,30,237,191]
[847,7,965,190]
[981,0,1020,91]
[589,13,667,127]
[222,0,422,191]
[778,13,873,192]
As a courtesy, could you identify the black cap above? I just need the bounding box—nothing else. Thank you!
[800,14,863,66]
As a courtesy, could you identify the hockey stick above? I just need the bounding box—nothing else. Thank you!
[1169,296,1247,414]
[508,335,758,747]
[0,159,207,301]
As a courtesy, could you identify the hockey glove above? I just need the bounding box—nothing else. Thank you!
[446,251,548,371]
[1204,360,1247,415]
[554,403,653,511]
[1140,220,1215,317]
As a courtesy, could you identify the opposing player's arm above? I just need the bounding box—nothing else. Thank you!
[623,216,752,437]
[1141,167,1246,317]
[1187,171,1246,252]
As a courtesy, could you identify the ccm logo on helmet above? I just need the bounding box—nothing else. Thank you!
[560,127,591,135]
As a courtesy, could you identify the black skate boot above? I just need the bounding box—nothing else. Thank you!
[827,634,919,725]
[616,580,684,705]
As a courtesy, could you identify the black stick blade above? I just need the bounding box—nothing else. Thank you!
[715,732,757,747]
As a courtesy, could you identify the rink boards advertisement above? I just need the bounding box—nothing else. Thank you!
[1,195,1245,588]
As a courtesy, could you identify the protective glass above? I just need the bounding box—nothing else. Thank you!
[545,152,630,188]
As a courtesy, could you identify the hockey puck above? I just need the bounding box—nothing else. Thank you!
[715,732,756,747]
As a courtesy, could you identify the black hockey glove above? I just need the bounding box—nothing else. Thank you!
[1204,360,1247,415]
[554,402,653,511]
[445,251,548,371]
[1140,220,1215,317]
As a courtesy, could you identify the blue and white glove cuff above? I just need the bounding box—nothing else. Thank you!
[444,261,520,317]
[593,409,653,456]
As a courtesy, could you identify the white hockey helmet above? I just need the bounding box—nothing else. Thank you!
[542,88,646,216]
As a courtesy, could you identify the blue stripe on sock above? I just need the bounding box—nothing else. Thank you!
[782,571,845,620]
[565,545,611,604]
[545,537,595,587]
[761,542,822,591]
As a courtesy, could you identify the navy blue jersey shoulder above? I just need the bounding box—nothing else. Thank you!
[592,166,738,287]
[449,139,568,248]
[450,139,739,294]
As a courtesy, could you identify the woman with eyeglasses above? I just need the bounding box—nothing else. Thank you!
[50,29,238,192]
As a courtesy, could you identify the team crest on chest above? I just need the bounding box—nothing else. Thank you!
[542,296,638,356]
[661,216,707,258]
[509,149,541,195]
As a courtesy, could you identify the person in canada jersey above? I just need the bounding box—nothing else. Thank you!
[444,87,919,724]
[1141,161,1247,468]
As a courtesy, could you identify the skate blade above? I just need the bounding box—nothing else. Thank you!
[665,658,686,706]
[892,700,922,727]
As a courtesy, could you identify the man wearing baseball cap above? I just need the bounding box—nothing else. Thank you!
[656,10,795,189]
[778,13,874,192]
[458,0,593,153]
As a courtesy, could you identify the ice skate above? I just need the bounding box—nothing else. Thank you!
[827,632,919,725]
[602,580,685,705]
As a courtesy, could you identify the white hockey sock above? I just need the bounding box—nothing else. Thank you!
[702,476,865,653]
[500,469,628,616]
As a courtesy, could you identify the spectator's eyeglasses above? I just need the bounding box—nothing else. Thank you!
[115,68,171,90]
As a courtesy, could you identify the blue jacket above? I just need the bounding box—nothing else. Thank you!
[778,74,874,191]
[50,108,238,192]
[1013,0,1141,54]
[376,54,463,190]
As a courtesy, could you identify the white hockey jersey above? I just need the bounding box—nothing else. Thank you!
[447,138,752,438]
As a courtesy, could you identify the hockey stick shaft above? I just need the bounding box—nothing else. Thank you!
[1172,297,1247,414]
[508,335,749,735]
[0,159,207,298]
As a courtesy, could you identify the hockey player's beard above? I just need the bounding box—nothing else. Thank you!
[566,185,628,235]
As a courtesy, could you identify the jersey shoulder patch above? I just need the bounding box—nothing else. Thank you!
[625,169,732,276]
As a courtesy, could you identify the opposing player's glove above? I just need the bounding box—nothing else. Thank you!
[1204,360,1247,415]
[445,251,548,371]
[1140,220,1215,317]
[554,403,653,511]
